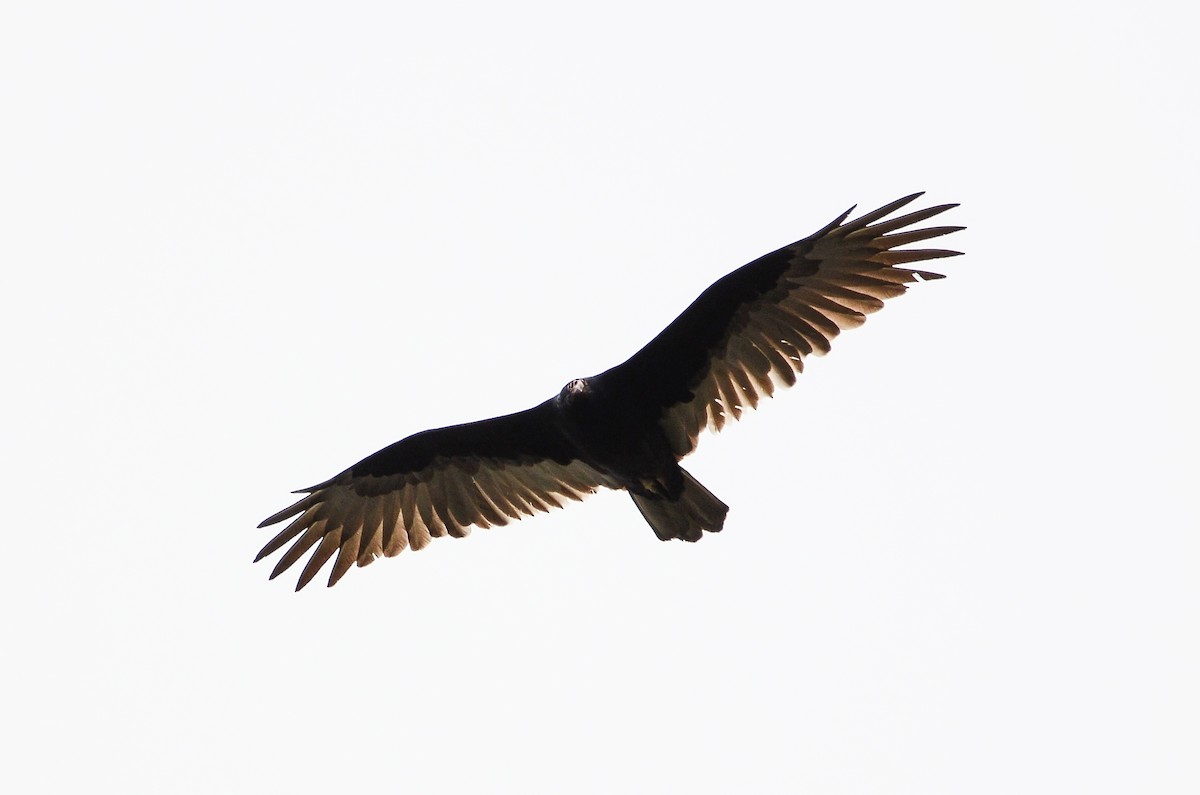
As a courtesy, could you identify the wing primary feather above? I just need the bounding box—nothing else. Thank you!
[791,291,867,330]
[428,508,450,538]
[729,336,773,379]
[498,468,553,513]
[258,493,319,529]
[807,204,858,240]
[470,474,512,526]
[397,484,417,537]
[788,321,827,355]
[729,365,760,409]
[816,298,869,329]
[446,516,471,539]
[357,499,385,566]
[750,309,795,344]
[411,483,436,548]
[799,282,884,314]
[784,303,840,344]
[815,272,909,299]
[767,311,818,356]
[749,333,797,386]
[381,495,407,557]
[872,248,963,266]
[481,469,527,518]
[493,469,531,518]
[461,474,504,526]
[704,403,722,432]
[729,337,775,396]
[834,192,924,234]
[525,465,571,501]
[327,527,362,588]
[358,513,385,567]
[713,368,742,421]
[552,479,586,502]
[845,203,959,239]
[759,305,817,356]
[518,467,555,506]
[408,510,432,551]
[270,519,330,581]
[296,531,341,591]
[853,268,932,285]
[424,471,450,538]
[256,503,325,561]
[443,472,480,534]
[876,225,966,247]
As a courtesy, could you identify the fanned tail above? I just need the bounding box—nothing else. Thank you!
[630,468,728,542]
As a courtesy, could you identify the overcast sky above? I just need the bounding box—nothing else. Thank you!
[3,1,1196,793]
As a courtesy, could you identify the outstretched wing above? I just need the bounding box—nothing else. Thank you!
[599,193,963,457]
[257,400,615,590]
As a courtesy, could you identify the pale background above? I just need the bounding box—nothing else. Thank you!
[2,1,1196,792]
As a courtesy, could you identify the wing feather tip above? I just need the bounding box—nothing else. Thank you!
[257,509,294,529]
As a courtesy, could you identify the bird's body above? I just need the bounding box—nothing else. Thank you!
[258,193,963,589]
[554,377,679,498]
[552,376,724,541]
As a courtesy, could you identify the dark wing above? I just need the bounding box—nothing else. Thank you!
[598,193,963,458]
[256,400,616,590]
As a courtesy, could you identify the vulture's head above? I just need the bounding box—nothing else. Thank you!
[557,378,592,407]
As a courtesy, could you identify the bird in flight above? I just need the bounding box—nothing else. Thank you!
[258,193,963,589]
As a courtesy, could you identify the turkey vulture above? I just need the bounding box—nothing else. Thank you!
[258,193,962,589]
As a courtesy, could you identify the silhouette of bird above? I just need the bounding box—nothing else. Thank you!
[258,193,963,589]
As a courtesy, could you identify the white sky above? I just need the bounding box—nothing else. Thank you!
[3,1,1196,792]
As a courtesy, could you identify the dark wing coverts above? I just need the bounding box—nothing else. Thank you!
[600,192,962,457]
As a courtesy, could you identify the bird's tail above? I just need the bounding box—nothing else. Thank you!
[630,468,728,542]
